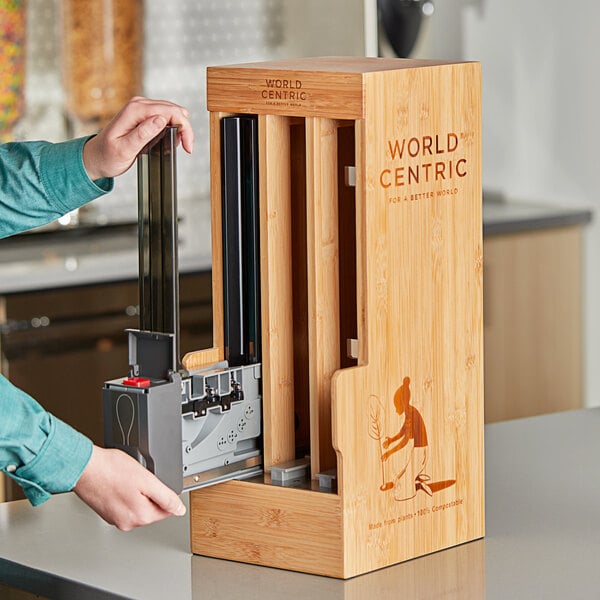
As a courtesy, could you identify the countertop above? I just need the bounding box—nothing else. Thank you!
[1,408,600,599]
[0,200,212,295]
[0,196,592,295]
[482,196,592,236]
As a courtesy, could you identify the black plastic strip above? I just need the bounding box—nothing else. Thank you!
[137,127,180,367]
[221,116,260,366]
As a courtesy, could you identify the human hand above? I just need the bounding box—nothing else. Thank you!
[73,445,186,531]
[382,436,391,449]
[82,96,194,181]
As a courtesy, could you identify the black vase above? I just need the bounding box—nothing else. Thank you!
[378,0,430,58]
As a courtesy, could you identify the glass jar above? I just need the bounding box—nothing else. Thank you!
[0,0,27,143]
[62,0,143,133]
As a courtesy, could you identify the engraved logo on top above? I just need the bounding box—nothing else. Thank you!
[260,78,307,108]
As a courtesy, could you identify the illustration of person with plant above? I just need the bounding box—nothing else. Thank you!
[370,376,432,500]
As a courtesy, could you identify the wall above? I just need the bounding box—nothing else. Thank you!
[20,0,373,225]
[414,0,599,407]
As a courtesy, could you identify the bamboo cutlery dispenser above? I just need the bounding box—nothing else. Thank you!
[183,57,483,579]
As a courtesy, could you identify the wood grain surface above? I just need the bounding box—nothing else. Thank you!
[306,116,340,476]
[192,57,484,578]
[258,114,296,469]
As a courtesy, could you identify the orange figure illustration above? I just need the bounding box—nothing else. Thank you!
[369,377,455,501]
[381,377,432,500]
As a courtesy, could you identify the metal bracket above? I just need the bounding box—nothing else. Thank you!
[270,457,311,487]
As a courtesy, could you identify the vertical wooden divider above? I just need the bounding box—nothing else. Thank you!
[209,111,225,356]
[305,117,340,476]
[182,111,227,371]
[259,114,296,469]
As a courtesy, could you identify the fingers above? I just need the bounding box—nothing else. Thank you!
[114,497,174,532]
[83,96,196,180]
[176,122,194,154]
[121,454,186,519]
[142,476,187,517]
[119,114,168,158]
[114,97,194,154]
[74,446,186,532]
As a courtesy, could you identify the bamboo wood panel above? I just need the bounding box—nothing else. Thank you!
[182,347,221,372]
[209,111,226,354]
[190,480,344,577]
[193,57,484,578]
[331,63,484,577]
[207,57,465,120]
[182,111,228,370]
[258,115,296,469]
[306,117,340,477]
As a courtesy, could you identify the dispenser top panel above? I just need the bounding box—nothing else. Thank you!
[207,56,472,120]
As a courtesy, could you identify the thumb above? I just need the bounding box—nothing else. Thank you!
[129,115,168,151]
[145,476,186,516]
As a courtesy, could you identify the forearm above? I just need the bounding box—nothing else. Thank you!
[388,431,402,443]
[0,138,113,238]
[0,375,92,506]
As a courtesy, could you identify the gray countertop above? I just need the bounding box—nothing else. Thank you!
[482,197,592,236]
[1,407,600,599]
[0,200,212,295]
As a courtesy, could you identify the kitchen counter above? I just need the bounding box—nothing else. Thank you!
[0,196,592,295]
[0,200,212,295]
[1,408,600,599]
[482,195,592,236]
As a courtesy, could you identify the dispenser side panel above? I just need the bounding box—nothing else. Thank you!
[332,61,484,577]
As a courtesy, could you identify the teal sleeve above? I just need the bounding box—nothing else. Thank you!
[0,375,93,506]
[0,137,114,239]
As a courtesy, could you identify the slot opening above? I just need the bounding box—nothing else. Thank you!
[289,121,310,458]
[337,124,358,370]
[282,118,359,485]
[220,114,359,492]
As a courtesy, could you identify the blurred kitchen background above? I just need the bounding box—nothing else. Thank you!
[0,0,597,499]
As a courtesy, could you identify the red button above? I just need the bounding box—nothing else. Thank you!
[122,377,151,388]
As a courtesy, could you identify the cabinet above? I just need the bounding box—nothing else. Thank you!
[0,272,212,501]
[483,226,583,422]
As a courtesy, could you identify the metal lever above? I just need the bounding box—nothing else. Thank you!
[137,126,180,370]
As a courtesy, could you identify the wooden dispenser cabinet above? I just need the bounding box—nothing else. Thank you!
[184,57,484,578]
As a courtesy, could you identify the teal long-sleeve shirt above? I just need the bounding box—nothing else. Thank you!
[0,136,113,505]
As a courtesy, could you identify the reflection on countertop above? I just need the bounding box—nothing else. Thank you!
[0,198,212,294]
